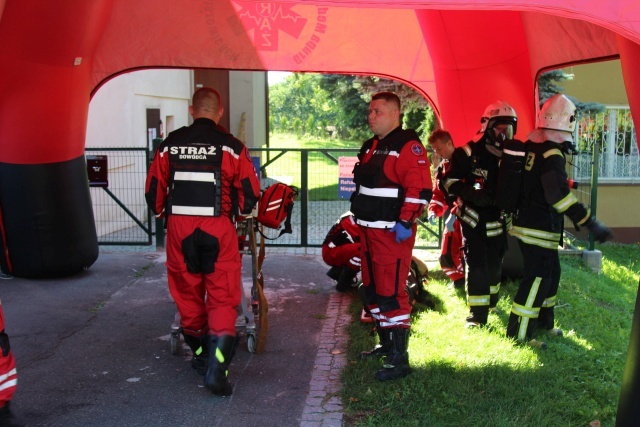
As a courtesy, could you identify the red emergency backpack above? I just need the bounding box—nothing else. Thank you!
[256,182,298,239]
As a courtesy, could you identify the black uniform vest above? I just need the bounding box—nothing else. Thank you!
[164,121,226,217]
[350,128,418,224]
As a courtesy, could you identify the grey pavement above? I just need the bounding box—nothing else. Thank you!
[0,248,354,427]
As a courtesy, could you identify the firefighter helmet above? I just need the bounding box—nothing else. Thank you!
[479,100,518,147]
[538,94,577,133]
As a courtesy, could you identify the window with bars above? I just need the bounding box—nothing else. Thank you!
[573,107,640,182]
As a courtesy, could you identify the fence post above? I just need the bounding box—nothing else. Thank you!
[589,139,600,251]
[300,150,308,247]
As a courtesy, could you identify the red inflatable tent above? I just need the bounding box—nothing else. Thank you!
[0,1,638,272]
[2,1,640,423]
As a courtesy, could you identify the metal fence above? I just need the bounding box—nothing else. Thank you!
[251,148,441,249]
[83,146,445,249]
[86,147,152,245]
[86,132,629,250]
[573,107,640,182]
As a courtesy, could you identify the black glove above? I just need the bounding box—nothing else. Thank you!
[585,217,614,243]
[460,187,494,207]
[0,331,10,357]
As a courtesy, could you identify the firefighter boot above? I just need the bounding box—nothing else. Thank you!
[335,266,358,293]
[375,328,411,381]
[326,266,341,281]
[204,335,235,396]
[360,323,391,359]
[183,333,208,375]
[538,307,563,337]
[0,403,21,427]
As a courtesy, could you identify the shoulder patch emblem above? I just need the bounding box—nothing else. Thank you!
[410,143,425,156]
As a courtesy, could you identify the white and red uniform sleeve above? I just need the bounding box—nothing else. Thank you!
[387,140,433,224]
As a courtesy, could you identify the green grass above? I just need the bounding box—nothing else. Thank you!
[341,243,640,427]
[256,133,361,201]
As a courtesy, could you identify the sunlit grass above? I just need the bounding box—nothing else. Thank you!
[342,243,640,426]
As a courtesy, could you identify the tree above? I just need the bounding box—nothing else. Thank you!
[354,76,435,140]
[538,70,605,114]
[268,73,436,141]
[317,74,369,139]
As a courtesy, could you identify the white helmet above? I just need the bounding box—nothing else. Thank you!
[479,100,518,146]
[538,94,577,133]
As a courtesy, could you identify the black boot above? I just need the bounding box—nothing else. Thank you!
[0,402,22,427]
[375,328,411,381]
[183,333,208,375]
[204,335,235,396]
[360,323,391,359]
[336,267,358,293]
[326,266,342,281]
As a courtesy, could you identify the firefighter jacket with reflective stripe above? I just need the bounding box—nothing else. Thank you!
[510,140,591,249]
[428,160,456,218]
[350,127,433,228]
[443,136,502,230]
[145,118,260,219]
[323,213,360,248]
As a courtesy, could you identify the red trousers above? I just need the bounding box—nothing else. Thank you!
[166,215,241,337]
[321,242,361,271]
[359,226,413,329]
[440,219,465,282]
[0,304,16,406]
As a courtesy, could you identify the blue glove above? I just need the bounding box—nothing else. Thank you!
[391,221,412,243]
[427,213,437,226]
[445,214,456,232]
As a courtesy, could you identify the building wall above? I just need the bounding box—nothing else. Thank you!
[85,69,193,238]
[229,70,267,148]
[84,69,268,239]
[557,60,639,244]
[86,69,192,148]
[561,60,628,106]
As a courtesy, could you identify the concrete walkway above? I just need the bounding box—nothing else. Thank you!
[0,249,355,427]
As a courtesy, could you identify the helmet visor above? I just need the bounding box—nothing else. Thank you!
[487,117,517,141]
[493,123,514,140]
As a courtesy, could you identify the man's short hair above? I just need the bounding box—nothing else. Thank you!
[371,92,401,111]
[192,87,221,113]
[428,129,453,145]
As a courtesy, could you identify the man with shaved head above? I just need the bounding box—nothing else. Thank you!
[350,92,433,381]
[146,87,261,396]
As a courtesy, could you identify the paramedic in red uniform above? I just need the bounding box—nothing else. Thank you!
[508,94,612,348]
[145,87,260,396]
[442,101,516,329]
[322,212,361,293]
[350,92,433,381]
[426,129,465,290]
[0,300,17,425]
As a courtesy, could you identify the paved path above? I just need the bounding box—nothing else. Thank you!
[0,250,354,427]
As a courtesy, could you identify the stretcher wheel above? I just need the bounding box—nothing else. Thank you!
[247,333,257,353]
[170,331,182,355]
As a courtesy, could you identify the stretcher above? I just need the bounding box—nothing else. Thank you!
[170,216,269,355]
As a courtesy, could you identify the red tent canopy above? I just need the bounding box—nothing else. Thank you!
[3,3,640,420]
[0,0,639,277]
[1,0,639,162]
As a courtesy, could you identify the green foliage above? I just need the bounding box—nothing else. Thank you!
[292,117,302,136]
[259,133,361,201]
[269,73,434,141]
[538,70,606,115]
[342,243,640,426]
[269,73,332,135]
[305,114,316,136]
[538,70,571,105]
[317,74,369,136]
